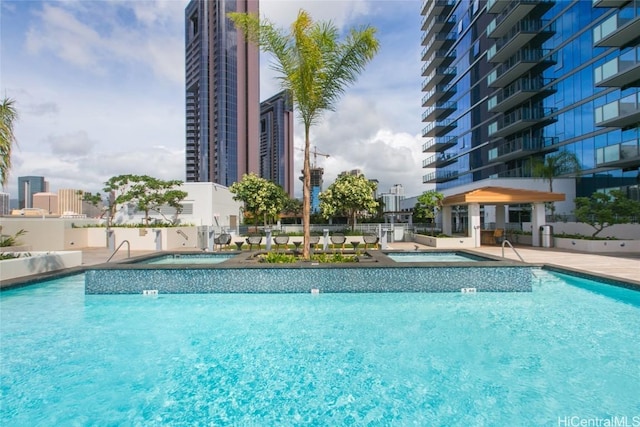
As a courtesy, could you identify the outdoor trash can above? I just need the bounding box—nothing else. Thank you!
[540,225,554,248]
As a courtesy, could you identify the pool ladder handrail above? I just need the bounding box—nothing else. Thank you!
[501,239,525,263]
[106,240,131,263]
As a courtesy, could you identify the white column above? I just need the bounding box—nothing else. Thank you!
[442,206,452,236]
[468,203,481,248]
[531,202,546,247]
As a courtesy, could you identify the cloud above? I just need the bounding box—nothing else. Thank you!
[25,102,59,117]
[47,131,96,156]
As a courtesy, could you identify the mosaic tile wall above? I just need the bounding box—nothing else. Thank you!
[85,266,533,294]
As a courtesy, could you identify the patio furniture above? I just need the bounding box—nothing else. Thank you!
[309,235,321,252]
[246,235,262,251]
[273,235,289,252]
[350,241,360,252]
[214,233,231,251]
[363,234,379,250]
[234,241,244,251]
[330,233,346,252]
[292,241,302,253]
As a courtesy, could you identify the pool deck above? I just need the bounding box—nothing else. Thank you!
[78,242,640,286]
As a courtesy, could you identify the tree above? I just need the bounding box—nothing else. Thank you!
[229,10,379,259]
[319,174,378,231]
[230,173,287,227]
[414,190,444,235]
[282,196,303,224]
[532,151,581,192]
[574,190,640,237]
[0,98,18,187]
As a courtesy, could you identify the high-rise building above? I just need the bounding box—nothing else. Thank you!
[0,192,9,215]
[185,0,260,186]
[58,189,83,215]
[259,91,295,196]
[33,192,58,215]
[421,0,639,200]
[17,176,47,209]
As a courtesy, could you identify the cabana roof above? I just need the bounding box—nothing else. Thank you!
[442,186,565,206]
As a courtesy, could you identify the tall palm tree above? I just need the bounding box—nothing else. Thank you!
[229,10,379,259]
[531,150,581,192]
[0,97,18,188]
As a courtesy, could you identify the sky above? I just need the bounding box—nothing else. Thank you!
[0,0,427,200]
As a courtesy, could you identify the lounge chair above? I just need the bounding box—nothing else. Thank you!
[363,233,379,250]
[330,232,346,252]
[308,235,321,252]
[246,234,262,251]
[214,233,231,251]
[273,235,289,252]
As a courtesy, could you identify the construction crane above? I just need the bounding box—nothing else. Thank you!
[296,146,330,168]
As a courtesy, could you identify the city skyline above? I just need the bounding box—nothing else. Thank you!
[0,0,426,200]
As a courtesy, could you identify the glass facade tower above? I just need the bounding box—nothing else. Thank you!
[185,0,260,187]
[421,0,640,200]
[259,91,295,196]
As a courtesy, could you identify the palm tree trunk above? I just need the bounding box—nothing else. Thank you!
[302,125,311,259]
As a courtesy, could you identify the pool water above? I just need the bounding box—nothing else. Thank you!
[1,271,639,425]
[387,252,483,262]
[140,253,234,264]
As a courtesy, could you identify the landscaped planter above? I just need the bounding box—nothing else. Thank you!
[554,237,640,253]
[0,251,83,284]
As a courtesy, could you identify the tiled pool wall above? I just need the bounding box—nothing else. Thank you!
[85,266,533,294]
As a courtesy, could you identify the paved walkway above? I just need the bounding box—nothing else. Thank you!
[81,242,640,286]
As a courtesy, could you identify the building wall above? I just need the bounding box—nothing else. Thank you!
[185,0,260,187]
[32,192,58,214]
[58,189,83,215]
[0,192,9,215]
[17,176,46,209]
[421,0,639,200]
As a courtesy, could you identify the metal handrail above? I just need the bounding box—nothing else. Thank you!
[106,240,130,263]
[501,239,525,263]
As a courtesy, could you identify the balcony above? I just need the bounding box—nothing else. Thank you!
[423,170,459,184]
[422,12,456,33]
[488,76,556,112]
[487,136,558,163]
[487,49,556,88]
[423,101,457,122]
[422,49,457,75]
[421,0,456,17]
[595,92,640,128]
[422,67,457,91]
[594,48,640,88]
[422,30,457,55]
[422,136,457,153]
[593,0,630,6]
[423,151,458,168]
[422,119,458,137]
[422,83,457,106]
[488,106,557,138]
[593,4,640,47]
[487,20,554,63]
[487,0,555,38]
[596,139,640,168]
[487,0,510,14]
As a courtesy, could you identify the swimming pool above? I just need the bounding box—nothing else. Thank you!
[1,271,639,425]
[137,253,235,264]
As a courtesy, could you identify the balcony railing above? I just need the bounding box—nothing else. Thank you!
[595,91,640,128]
[593,2,640,47]
[422,49,457,75]
[423,170,459,183]
[487,19,554,63]
[422,119,458,137]
[594,47,640,87]
[596,139,640,167]
[488,76,556,112]
[423,151,458,168]
[422,136,458,152]
[487,0,555,38]
[488,136,558,162]
[488,49,557,88]
[489,106,557,137]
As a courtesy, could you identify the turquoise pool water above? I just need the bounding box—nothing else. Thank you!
[1,271,639,425]
[387,252,483,262]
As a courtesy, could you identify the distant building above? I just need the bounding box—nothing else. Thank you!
[309,168,324,214]
[0,192,9,215]
[381,184,405,223]
[32,192,58,214]
[185,0,260,186]
[260,91,295,196]
[58,189,83,215]
[18,176,47,209]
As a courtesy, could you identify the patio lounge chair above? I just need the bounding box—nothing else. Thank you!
[273,235,289,252]
[246,234,262,251]
[363,233,379,250]
[330,232,346,252]
[308,235,321,252]
[214,233,232,251]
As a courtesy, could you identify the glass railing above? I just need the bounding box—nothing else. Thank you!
[423,170,458,183]
[594,47,640,84]
[596,139,640,165]
[593,3,640,44]
[595,91,640,124]
[422,136,457,152]
[422,102,457,120]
